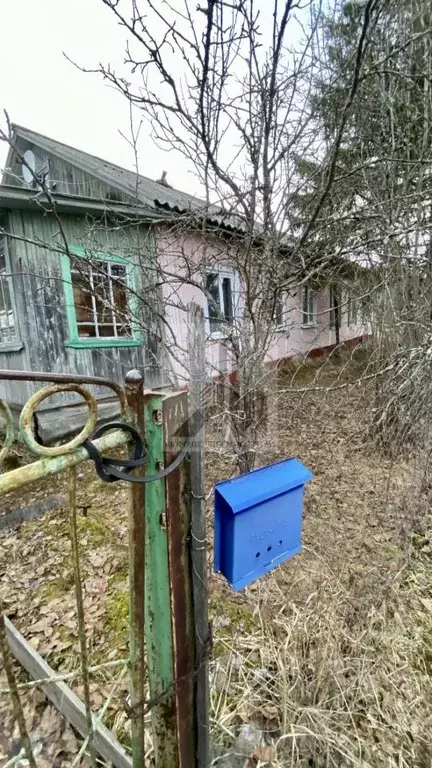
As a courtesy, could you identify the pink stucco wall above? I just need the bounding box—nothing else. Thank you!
[155,226,364,386]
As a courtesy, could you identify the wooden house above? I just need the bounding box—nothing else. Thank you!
[0,125,366,441]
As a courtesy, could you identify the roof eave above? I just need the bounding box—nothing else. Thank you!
[0,185,167,221]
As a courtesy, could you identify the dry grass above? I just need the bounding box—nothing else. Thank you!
[209,548,432,767]
[0,350,432,766]
[207,352,432,767]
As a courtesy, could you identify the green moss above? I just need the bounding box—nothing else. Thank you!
[411,532,430,551]
[106,589,129,642]
[380,543,403,560]
[228,601,258,631]
[109,560,129,586]
[43,576,74,599]
[210,594,259,636]
[76,515,113,547]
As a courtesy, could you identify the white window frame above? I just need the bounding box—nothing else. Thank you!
[0,237,22,352]
[347,295,358,326]
[204,268,238,338]
[301,285,316,327]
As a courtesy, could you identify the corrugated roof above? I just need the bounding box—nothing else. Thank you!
[11,124,218,217]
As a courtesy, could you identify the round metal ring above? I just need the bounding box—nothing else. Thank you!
[19,384,98,457]
[0,397,15,464]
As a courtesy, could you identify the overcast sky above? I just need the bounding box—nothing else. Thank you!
[0,0,197,195]
[0,0,310,202]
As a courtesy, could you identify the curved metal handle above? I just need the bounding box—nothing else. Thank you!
[83,421,190,484]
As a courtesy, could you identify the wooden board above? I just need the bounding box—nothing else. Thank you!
[0,494,66,531]
[4,617,132,768]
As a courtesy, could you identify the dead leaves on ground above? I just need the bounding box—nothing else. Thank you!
[0,457,130,765]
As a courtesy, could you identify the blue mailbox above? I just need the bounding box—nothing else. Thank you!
[214,457,313,590]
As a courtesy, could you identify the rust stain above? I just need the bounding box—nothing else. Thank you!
[0,397,15,465]
[163,391,196,768]
[125,370,146,768]
[0,428,131,495]
[0,368,132,463]
[19,383,98,457]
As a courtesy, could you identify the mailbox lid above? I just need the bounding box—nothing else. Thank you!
[214,457,313,514]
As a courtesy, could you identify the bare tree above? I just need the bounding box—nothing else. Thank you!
[77,0,380,471]
[290,0,432,456]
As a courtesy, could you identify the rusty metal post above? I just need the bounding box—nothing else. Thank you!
[125,370,146,768]
[163,391,197,768]
[187,303,210,768]
[126,370,178,768]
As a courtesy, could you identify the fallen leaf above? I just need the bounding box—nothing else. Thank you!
[253,745,277,763]
[30,618,52,633]
[90,691,104,710]
[38,705,60,736]
[256,705,279,720]
[62,725,78,754]
[420,597,432,611]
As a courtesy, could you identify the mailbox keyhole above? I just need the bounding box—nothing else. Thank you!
[255,552,260,558]
[267,545,272,552]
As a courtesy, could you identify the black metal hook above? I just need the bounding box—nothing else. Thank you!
[83,421,191,484]
[83,422,147,483]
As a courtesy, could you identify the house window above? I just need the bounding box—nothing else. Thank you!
[0,237,20,348]
[61,249,141,348]
[205,271,235,334]
[302,286,315,326]
[347,296,358,326]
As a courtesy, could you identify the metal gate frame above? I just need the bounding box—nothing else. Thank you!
[0,363,209,768]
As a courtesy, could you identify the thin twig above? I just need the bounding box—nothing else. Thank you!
[71,664,129,768]
[69,466,97,768]
[0,658,129,694]
[0,611,38,768]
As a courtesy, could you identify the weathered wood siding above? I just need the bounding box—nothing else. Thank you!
[4,136,133,202]
[0,208,164,417]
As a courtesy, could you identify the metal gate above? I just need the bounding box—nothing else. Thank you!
[0,366,209,768]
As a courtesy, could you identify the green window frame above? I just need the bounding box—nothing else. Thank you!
[0,236,23,352]
[61,246,143,349]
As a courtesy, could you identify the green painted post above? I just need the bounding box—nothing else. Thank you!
[143,390,179,767]
[126,372,179,768]
[126,371,146,768]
